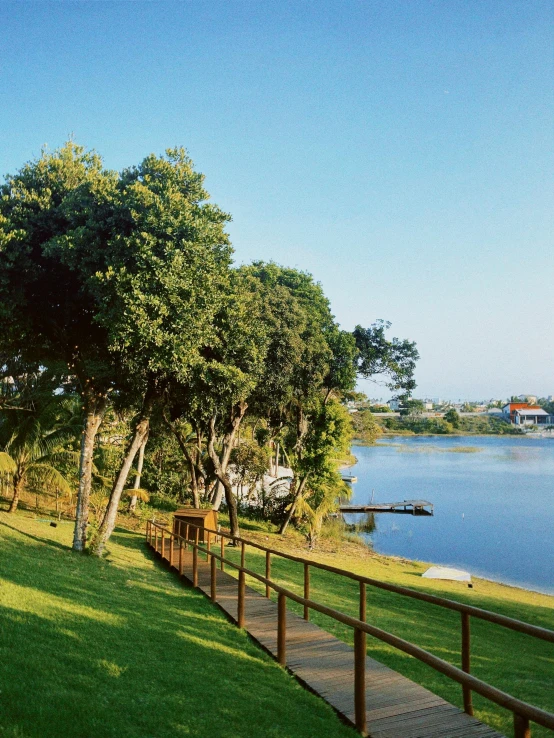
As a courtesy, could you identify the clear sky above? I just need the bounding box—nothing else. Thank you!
[1,1,552,401]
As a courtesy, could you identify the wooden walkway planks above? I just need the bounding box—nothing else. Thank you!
[149,537,504,738]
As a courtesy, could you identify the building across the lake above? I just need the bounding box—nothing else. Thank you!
[502,402,554,426]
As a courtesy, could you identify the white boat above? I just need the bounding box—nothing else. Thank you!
[422,566,472,583]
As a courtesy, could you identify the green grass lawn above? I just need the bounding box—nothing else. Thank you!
[0,511,357,738]
[217,522,554,738]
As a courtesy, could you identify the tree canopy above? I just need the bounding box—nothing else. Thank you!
[0,142,419,551]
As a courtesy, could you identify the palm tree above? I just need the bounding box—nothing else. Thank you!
[0,399,78,514]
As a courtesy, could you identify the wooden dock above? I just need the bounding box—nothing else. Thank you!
[148,534,502,738]
[340,499,434,516]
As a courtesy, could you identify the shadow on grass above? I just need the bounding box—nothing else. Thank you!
[0,518,356,738]
[0,518,70,553]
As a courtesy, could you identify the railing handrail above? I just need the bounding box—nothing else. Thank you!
[206,548,554,730]
[146,519,554,734]
[150,518,554,643]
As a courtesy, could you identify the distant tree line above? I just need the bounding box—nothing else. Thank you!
[0,142,418,553]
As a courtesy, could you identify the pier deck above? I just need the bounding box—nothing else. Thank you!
[340,499,434,515]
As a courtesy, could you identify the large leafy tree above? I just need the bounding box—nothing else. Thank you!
[165,270,269,538]
[0,143,233,553]
[76,149,233,556]
[0,143,116,549]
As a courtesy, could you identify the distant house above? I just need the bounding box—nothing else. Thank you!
[502,403,554,426]
[387,399,401,411]
[517,394,537,404]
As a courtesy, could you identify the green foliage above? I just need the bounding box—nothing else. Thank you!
[350,409,382,443]
[231,442,271,490]
[1,146,420,542]
[444,408,460,427]
[399,398,425,417]
[353,320,419,396]
[377,413,523,436]
[0,373,81,511]
[286,399,353,487]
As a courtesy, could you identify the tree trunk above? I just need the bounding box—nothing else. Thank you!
[211,480,224,511]
[163,414,204,508]
[91,388,157,556]
[128,434,148,513]
[206,402,247,539]
[279,474,309,535]
[72,394,107,551]
[8,474,24,514]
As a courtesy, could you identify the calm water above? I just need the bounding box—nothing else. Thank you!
[345,436,554,595]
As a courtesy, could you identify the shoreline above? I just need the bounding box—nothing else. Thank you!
[368,545,554,599]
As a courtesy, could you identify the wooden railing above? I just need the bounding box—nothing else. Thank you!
[146,519,554,738]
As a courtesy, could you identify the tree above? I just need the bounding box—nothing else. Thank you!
[400,399,425,417]
[0,142,116,549]
[353,321,419,396]
[0,395,77,513]
[350,408,382,443]
[81,148,232,555]
[281,399,352,536]
[444,408,460,428]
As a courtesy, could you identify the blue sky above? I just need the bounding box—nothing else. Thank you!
[1,1,552,400]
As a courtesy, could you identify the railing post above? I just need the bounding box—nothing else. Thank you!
[184,523,189,549]
[354,628,367,735]
[265,551,271,598]
[211,553,217,602]
[179,539,184,576]
[356,581,367,734]
[461,612,473,715]
[220,534,225,571]
[240,540,245,569]
[359,581,366,622]
[146,521,150,544]
[192,540,198,587]
[303,563,310,620]
[278,592,286,666]
[206,532,211,561]
[154,526,158,552]
[161,527,165,560]
[169,533,174,567]
[237,569,246,628]
[514,714,531,738]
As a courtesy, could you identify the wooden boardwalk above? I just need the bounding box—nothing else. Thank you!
[148,536,503,737]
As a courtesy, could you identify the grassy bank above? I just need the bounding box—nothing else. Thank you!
[0,510,356,738]
[219,519,554,738]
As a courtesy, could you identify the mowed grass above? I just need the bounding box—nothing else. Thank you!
[0,512,357,738]
[219,524,554,738]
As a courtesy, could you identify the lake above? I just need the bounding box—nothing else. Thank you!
[344,436,554,595]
